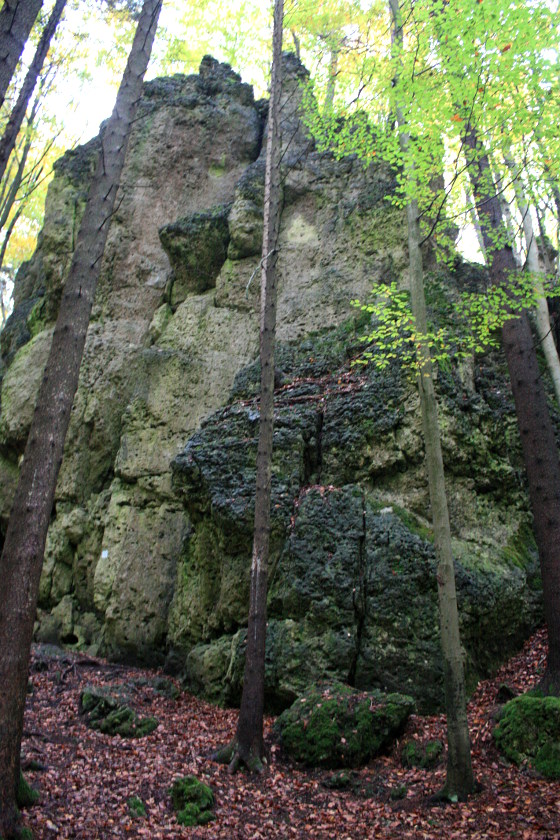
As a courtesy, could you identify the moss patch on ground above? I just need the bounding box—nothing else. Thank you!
[169,776,215,826]
[16,772,40,808]
[401,738,443,769]
[127,796,147,818]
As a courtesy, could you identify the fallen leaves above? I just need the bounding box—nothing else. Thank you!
[19,629,559,839]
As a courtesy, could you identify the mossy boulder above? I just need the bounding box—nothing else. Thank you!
[80,686,158,737]
[274,682,414,768]
[493,693,560,779]
[169,776,215,826]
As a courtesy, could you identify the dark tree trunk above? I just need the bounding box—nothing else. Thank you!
[465,124,560,694]
[0,0,42,110]
[0,0,67,185]
[0,2,161,834]
[230,0,284,773]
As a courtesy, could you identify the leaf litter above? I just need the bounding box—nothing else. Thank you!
[20,628,559,838]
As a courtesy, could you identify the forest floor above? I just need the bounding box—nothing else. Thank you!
[20,628,558,839]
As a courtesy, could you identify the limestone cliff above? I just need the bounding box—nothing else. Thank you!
[0,56,542,712]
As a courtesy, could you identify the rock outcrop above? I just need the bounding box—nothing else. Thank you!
[0,55,543,713]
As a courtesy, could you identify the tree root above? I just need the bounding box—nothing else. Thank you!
[212,740,265,774]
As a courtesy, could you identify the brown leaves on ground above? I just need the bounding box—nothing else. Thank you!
[21,629,559,839]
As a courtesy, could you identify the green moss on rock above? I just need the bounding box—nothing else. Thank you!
[80,686,158,737]
[169,776,215,826]
[274,682,414,768]
[494,694,560,779]
[401,738,443,769]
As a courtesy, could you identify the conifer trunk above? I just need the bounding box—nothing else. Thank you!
[465,125,560,694]
[0,0,42,109]
[389,0,474,800]
[503,151,560,407]
[0,2,161,834]
[230,0,284,773]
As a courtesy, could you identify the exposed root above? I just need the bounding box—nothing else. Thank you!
[212,740,265,775]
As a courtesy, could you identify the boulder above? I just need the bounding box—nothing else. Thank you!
[274,682,414,768]
[494,694,560,779]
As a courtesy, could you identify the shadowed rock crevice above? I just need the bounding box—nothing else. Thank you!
[159,204,231,306]
[348,493,367,687]
[301,408,323,485]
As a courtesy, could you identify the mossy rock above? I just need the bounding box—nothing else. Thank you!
[493,693,560,779]
[80,686,158,738]
[401,738,443,769]
[274,682,414,768]
[169,776,215,827]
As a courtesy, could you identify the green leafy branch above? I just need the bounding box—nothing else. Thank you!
[352,271,554,376]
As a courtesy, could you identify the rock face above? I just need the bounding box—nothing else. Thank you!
[0,55,543,713]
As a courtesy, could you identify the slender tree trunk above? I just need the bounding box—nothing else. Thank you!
[0,102,37,234]
[504,151,560,407]
[464,124,560,695]
[389,0,474,800]
[465,179,486,260]
[0,0,66,186]
[0,2,161,834]
[0,0,42,109]
[228,0,284,773]
[491,160,522,265]
[324,43,339,113]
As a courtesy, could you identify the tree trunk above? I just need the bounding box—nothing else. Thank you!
[465,179,486,260]
[0,0,67,186]
[0,2,161,834]
[324,42,339,113]
[504,150,560,407]
[491,160,522,264]
[0,0,42,110]
[389,0,474,801]
[229,0,284,773]
[464,124,560,695]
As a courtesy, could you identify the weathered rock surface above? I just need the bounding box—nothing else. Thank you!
[0,55,544,713]
[169,316,542,712]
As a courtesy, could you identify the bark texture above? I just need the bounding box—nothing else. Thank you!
[0,2,161,835]
[465,126,560,695]
[0,0,42,109]
[0,0,67,185]
[231,0,284,772]
[504,151,560,407]
[389,0,474,800]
